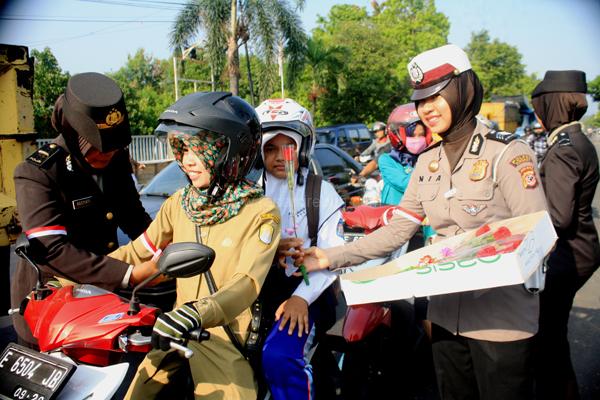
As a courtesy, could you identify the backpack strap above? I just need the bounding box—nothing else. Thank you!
[305,173,322,247]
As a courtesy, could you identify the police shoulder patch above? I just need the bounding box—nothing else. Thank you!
[26,143,62,169]
[557,132,572,147]
[485,130,517,144]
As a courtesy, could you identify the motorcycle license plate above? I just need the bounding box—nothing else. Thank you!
[0,343,75,400]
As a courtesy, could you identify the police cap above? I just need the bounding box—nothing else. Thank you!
[531,70,587,98]
[62,72,131,153]
[407,44,472,101]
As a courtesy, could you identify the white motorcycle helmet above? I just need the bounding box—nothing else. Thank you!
[256,98,315,171]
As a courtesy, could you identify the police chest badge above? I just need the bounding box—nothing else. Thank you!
[259,224,274,244]
[462,204,487,216]
[469,160,488,181]
[519,166,538,189]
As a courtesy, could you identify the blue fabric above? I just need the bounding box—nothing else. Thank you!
[262,308,317,400]
[379,153,413,205]
[379,152,438,241]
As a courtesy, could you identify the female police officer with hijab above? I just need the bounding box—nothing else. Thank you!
[532,70,600,399]
[300,44,547,399]
[11,72,157,347]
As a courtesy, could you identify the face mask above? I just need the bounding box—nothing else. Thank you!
[405,136,428,154]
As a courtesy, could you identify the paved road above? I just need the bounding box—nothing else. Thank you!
[2,136,600,398]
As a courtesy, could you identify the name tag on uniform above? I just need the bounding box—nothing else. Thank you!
[72,196,94,210]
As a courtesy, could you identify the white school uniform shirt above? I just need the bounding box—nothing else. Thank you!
[264,169,345,305]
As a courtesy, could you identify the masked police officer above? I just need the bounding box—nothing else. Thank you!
[532,70,600,399]
[12,72,156,347]
[300,44,547,399]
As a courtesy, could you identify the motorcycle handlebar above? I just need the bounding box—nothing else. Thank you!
[129,328,210,359]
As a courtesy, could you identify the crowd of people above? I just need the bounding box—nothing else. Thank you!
[8,42,599,400]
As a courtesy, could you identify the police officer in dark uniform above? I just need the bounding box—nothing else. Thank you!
[532,70,600,399]
[11,72,156,346]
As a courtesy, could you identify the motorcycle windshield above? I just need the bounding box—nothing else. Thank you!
[72,284,114,298]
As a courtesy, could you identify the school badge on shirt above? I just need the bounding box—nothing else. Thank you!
[259,224,274,244]
[469,160,488,181]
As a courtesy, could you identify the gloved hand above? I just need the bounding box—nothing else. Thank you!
[151,302,202,351]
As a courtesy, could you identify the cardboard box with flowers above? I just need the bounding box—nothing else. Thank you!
[340,211,557,305]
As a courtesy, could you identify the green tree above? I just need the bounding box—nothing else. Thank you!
[466,30,538,99]
[585,75,600,127]
[301,37,345,119]
[302,1,448,126]
[375,0,449,81]
[171,0,306,96]
[31,48,70,138]
[589,75,600,102]
[110,49,173,135]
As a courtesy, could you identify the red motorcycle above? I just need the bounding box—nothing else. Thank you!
[337,204,436,400]
[0,236,213,400]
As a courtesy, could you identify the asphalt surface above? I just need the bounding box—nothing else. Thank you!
[2,136,600,398]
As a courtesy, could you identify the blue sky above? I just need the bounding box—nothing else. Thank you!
[1,0,599,112]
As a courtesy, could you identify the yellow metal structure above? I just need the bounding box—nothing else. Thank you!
[0,44,37,246]
[479,101,521,133]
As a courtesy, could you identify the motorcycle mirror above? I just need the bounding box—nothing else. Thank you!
[158,242,215,278]
[14,233,46,298]
[15,232,31,256]
[128,242,215,315]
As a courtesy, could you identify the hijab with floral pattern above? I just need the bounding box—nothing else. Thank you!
[169,130,263,226]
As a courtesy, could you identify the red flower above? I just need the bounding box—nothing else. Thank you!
[477,246,498,257]
[476,224,491,237]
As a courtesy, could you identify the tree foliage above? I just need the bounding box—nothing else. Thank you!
[109,49,173,135]
[589,75,600,102]
[466,30,539,100]
[294,1,449,126]
[31,48,70,138]
[171,0,306,96]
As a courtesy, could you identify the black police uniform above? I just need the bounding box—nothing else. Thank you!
[537,122,600,398]
[11,136,151,345]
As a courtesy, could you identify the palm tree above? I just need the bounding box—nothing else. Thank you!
[303,37,346,117]
[171,0,307,97]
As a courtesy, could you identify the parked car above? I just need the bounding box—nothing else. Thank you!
[117,143,364,245]
[316,123,372,157]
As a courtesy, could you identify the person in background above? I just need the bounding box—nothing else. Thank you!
[12,72,155,347]
[254,98,345,400]
[298,44,546,400]
[352,121,392,181]
[358,121,390,163]
[129,154,146,190]
[379,104,431,206]
[531,70,600,400]
[111,91,280,400]
[525,121,548,165]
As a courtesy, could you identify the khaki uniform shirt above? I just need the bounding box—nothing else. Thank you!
[327,122,547,341]
[111,191,280,343]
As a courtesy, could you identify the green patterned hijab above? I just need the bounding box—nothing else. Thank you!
[169,131,263,225]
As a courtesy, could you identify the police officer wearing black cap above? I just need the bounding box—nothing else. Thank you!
[11,72,155,346]
[532,70,600,399]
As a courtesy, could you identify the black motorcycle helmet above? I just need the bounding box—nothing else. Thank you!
[154,92,261,201]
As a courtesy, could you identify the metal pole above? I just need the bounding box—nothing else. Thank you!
[244,41,256,106]
[278,42,284,99]
[173,56,179,100]
[193,81,197,92]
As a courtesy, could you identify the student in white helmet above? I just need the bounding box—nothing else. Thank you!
[255,98,345,400]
